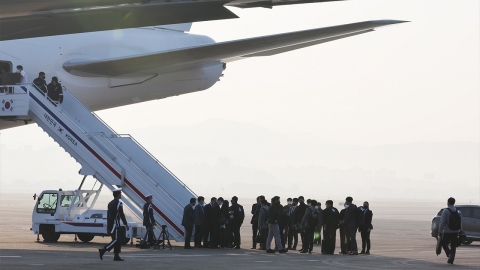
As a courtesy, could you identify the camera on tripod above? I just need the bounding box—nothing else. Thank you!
[137,224,172,250]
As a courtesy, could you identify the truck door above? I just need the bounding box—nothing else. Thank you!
[36,193,59,220]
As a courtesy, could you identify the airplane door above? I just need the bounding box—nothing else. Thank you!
[0,60,12,73]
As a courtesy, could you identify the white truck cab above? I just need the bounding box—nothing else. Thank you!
[32,188,144,244]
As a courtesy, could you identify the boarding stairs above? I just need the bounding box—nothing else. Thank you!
[0,84,196,241]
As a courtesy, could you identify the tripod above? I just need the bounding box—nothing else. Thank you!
[156,225,172,250]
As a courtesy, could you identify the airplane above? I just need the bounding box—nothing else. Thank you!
[0,0,407,130]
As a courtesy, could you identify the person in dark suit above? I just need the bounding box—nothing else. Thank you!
[295,196,307,252]
[182,198,196,249]
[229,196,245,249]
[360,201,373,254]
[99,188,129,261]
[33,72,47,94]
[250,196,261,249]
[339,203,347,254]
[219,199,230,248]
[203,197,216,248]
[210,197,222,248]
[287,198,299,250]
[47,76,63,104]
[322,200,340,254]
[194,196,205,248]
[341,196,358,255]
[143,194,155,246]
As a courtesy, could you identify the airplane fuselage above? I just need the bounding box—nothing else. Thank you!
[0,28,223,112]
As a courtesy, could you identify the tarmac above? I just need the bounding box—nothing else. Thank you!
[0,194,479,270]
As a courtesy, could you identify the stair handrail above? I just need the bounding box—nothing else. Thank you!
[88,132,185,211]
[117,134,198,197]
[60,86,118,137]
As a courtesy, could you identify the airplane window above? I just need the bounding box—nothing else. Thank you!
[37,193,58,214]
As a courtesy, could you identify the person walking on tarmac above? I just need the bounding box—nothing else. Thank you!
[99,188,129,261]
[438,197,463,264]
[143,194,156,246]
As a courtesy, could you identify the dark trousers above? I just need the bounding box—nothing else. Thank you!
[220,225,232,247]
[283,225,289,248]
[203,224,211,247]
[288,225,298,249]
[232,223,241,247]
[260,228,269,248]
[184,226,193,247]
[194,224,204,247]
[210,224,219,248]
[300,231,306,250]
[345,226,358,252]
[302,227,315,252]
[278,224,285,249]
[104,226,125,256]
[145,224,155,245]
[339,226,347,254]
[252,222,258,247]
[322,227,337,254]
[360,227,371,252]
[442,233,457,262]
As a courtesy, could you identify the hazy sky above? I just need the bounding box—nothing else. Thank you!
[0,0,478,202]
[93,0,478,147]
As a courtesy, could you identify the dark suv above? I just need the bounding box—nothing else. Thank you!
[431,205,480,245]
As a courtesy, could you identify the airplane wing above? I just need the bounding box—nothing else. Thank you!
[0,0,343,41]
[63,20,407,77]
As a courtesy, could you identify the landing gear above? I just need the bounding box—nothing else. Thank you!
[77,233,95,243]
[41,225,60,242]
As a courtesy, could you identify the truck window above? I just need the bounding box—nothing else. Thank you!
[60,195,78,207]
[37,193,58,214]
[458,207,472,218]
[472,208,480,219]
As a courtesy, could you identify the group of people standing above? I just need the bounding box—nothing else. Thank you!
[251,196,373,255]
[33,71,63,103]
[181,196,245,249]
[0,65,64,104]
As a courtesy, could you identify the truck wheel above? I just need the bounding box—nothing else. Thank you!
[41,225,60,242]
[122,237,131,245]
[77,233,95,243]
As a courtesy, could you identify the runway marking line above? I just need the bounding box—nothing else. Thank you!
[0,256,21,258]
